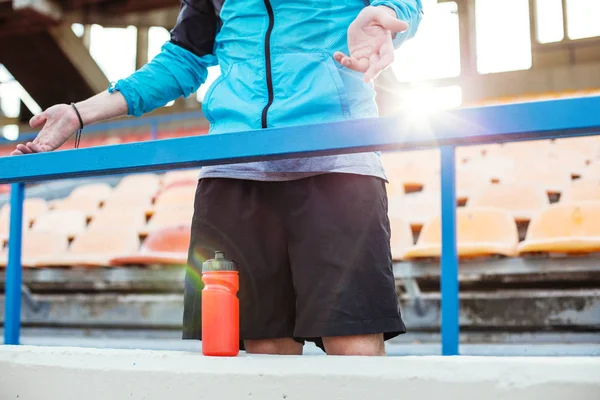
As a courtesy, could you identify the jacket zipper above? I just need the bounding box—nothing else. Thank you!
[261,0,275,129]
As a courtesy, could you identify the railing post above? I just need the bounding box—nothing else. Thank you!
[150,121,158,141]
[440,146,459,355]
[4,182,25,345]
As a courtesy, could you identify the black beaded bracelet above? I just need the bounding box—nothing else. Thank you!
[71,103,84,149]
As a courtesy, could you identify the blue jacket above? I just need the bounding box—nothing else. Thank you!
[110,0,423,181]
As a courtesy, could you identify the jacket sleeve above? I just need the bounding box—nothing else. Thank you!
[370,0,423,48]
[108,0,219,117]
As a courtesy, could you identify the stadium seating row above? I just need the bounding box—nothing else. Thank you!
[1,135,599,268]
[392,201,600,260]
[2,195,599,267]
[383,138,600,199]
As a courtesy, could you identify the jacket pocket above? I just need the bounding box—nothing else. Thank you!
[201,65,231,129]
[324,54,351,119]
[268,52,352,127]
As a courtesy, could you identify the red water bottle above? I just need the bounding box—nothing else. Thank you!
[201,251,239,356]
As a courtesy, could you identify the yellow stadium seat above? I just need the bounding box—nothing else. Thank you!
[541,149,587,178]
[461,155,515,182]
[467,183,549,222]
[153,184,196,209]
[87,207,147,233]
[35,229,140,267]
[423,168,493,203]
[553,137,600,162]
[69,183,112,203]
[504,165,571,195]
[385,179,405,198]
[142,206,194,235]
[388,192,440,232]
[403,207,519,260]
[499,140,553,158]
[32,210,87,238]
[389,216,414,261]
[455,145,490,164]
[111,225,191,266]
[561,179,600,203]
[581,161,600,179]
[0,231,69,268]
[518,202,600,255]
[382,149,439,192]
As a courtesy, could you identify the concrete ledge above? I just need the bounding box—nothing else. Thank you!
[1,346,599,400]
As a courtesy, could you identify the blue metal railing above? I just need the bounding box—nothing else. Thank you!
[1,95,600,355]
[0,110,205,145]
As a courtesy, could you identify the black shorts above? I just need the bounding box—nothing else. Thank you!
[182,173,406,352]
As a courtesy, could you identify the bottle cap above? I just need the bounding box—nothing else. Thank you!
[202,251,238,272]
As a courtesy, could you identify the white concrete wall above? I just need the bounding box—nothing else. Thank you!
[0,345,599,400]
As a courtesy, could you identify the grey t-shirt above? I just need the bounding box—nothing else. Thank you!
[198,151,387,182]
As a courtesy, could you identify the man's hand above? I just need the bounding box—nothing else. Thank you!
[334,6,408,83]
[11,104,80,155]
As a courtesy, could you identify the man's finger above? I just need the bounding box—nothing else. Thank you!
[335,53,370,72]
[364,40,395,82]
[29,112,47,129]
[10,150,23,156]
[333,51,347,64]
[363,54,380,82]
[16,144,32,154]
[26,142,44,153]
[379,15,409,33]
[374,41,395,71]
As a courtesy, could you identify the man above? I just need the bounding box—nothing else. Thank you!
[12,0,422,356]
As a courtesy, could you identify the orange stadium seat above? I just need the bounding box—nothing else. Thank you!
[52,196,102,219]
[32,210,87,238]
[87,207,147,233]
[153,184,196,209]
[389,216,414,261]
[561,179,600,203]
[113,173,161,197]
[466,183,549,222]
[35,228,140,267]
[142,206,194,235]
[0,198,49,242]
[0,217,29,245]
[102,191,154,212]
[69,183,112,203]
[403,207,519,260]
[0,231,69,268]
[388,192,440,232]
[161,169,201,188]
[0,198,49,225]
[111,225,191,266]
[518,201,600,255]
